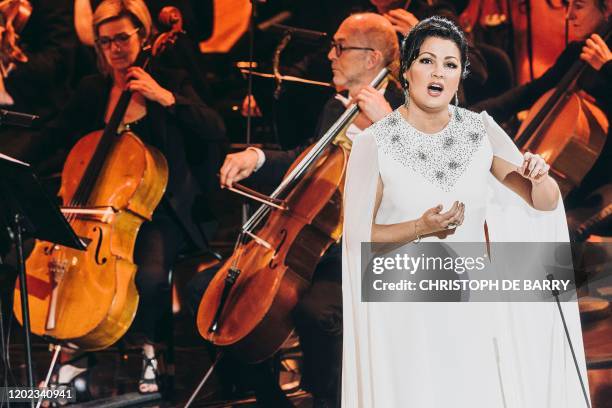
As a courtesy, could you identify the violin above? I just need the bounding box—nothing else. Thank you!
[196,69,390,362]
[13,10,183,351]
[514,18,611,197]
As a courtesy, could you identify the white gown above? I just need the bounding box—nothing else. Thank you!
[341,107,590,407]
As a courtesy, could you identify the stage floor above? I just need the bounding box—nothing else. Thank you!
[1,311,313,407]
[2,281,612,407]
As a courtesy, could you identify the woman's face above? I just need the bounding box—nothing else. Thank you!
[568,0,609,40]
[403,36,462,112]
[97,16,142,72]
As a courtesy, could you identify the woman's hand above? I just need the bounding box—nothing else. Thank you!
[518,151,550,184]
[580,34,611,71]
[371,200,464,243]
[418,201,465,235]
[126,67,176,107]
[517,151,559,210]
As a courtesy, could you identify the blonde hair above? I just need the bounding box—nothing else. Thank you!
[92,0,153,74]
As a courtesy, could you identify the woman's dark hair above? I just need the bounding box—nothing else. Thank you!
[399,16,470,89]
[595,0,609,12]
[561,0,608,13]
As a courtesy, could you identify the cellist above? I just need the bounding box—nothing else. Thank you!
[471,0,611,210]
[38,0,225,398]
[187,13,403,408]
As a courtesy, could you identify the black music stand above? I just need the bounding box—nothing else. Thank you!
[0,153,86,389]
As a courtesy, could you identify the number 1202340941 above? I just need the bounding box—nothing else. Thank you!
[1,387,76,404]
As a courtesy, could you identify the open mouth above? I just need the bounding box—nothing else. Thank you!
[427,82,444,97]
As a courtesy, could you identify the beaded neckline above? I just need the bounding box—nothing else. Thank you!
[374,106,485,192]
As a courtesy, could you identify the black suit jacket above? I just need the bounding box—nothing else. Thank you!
[47,68,227,249]
[250,79,405,191]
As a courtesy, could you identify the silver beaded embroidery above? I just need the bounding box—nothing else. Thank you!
[373,107,485,192]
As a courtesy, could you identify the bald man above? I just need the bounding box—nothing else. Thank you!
[190,14,403,408]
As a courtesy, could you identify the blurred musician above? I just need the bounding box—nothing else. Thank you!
[472,0,611,212]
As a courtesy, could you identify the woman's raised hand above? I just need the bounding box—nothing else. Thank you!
[125,67,175,107]
[580,33,611,71]
[518,151,550,184]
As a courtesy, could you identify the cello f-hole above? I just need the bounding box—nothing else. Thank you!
[269,229,287,269]
[92,226,107,265]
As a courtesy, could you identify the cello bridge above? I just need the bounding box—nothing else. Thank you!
[244,230,273,250]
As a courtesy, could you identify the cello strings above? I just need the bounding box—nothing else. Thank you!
[244,151,323,232]
[242,112,348,235]
[72,83,134,211]
[239,143,326,236]
[240,69,389,235]
[259,69,388,206]
[232,232,248,269]
[62,133,115,228]
[230,232,243,270]
[72,131,115,208]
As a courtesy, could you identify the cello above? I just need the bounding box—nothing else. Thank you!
[13,14,184,351]
[196,69,390,362]
[514,18,611,196]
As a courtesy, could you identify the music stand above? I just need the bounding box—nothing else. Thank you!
[0,153,86,389]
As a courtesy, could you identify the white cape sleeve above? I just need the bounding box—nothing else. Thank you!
[341,128,379,407]
[482,111,590,408]
[481,111,570,242]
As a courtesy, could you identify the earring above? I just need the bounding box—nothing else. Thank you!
[404,88,410,108]
[454,91,462,121]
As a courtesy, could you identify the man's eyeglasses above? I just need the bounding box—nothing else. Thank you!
[330,40,375,57]
[96,27,141,49]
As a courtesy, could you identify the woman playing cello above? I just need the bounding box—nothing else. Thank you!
[41,0,225,397]
[472,0,611,208]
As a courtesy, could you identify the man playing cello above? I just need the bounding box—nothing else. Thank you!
[188,12,403,408]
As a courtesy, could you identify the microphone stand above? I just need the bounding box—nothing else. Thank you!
[547,273,591,408]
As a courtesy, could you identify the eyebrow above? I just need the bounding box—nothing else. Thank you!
[418,51,459,60]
